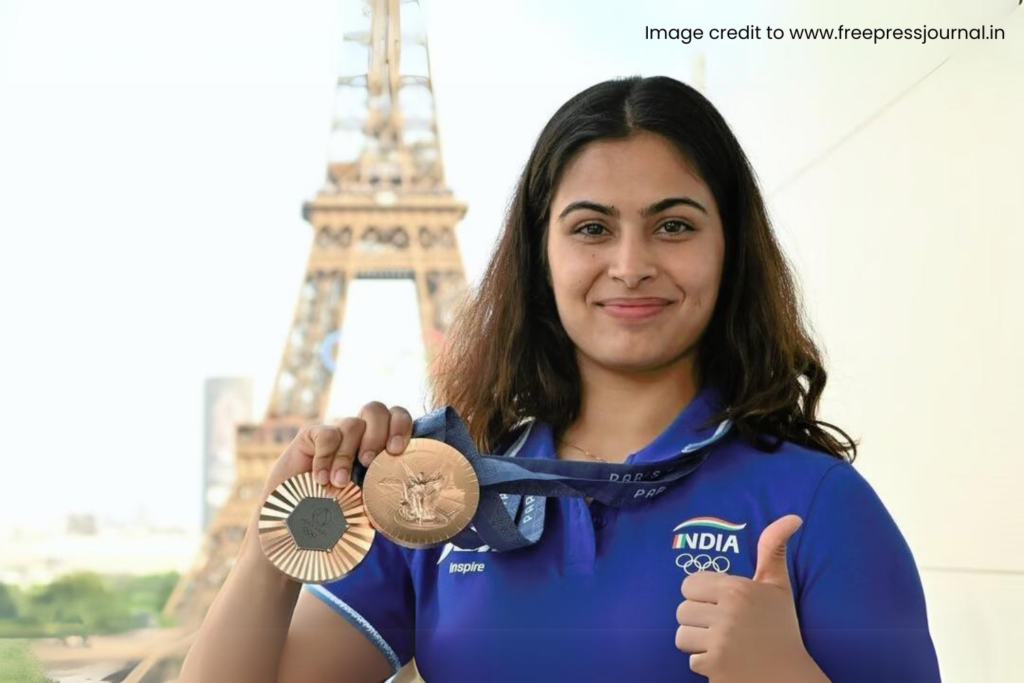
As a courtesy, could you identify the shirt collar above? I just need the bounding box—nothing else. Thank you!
[522,383,730,464]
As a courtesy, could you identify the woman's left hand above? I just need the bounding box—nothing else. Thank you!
[675,514,830,683]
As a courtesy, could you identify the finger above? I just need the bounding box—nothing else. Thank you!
[674,623,710,655]
[689,651,713,677]
[385,405,413,455]
[356,402,392,467]
[680,570,731,604]
[675,599,716,628]
[329,417,365,487]
[307,424,343,487]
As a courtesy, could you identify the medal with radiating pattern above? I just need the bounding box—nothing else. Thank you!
[258,471,376,584]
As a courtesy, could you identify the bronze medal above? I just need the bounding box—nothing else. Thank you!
[259,471,376,583]
[362,438,481,549]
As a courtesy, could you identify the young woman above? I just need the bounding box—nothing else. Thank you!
[180,76,941,682]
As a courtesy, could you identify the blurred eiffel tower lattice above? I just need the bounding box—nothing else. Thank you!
[134,1,467,680]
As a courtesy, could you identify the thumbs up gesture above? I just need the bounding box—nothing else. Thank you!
[674,515,830,682]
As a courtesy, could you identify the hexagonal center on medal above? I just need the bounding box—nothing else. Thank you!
[287,497,347,551]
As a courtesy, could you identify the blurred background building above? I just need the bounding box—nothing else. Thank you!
[202,377,252,530]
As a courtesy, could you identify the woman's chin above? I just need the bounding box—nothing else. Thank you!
[584,349,686,375]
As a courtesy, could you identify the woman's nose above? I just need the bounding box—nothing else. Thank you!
[607,234,657,287]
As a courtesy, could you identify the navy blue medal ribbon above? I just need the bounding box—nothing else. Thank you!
[354,395,733,552]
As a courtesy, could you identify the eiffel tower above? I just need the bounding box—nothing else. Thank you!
[163,0,467,636]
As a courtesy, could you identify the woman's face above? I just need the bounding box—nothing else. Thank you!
[545,131,726,376]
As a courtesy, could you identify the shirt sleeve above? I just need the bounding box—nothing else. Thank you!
[303,535,416,675]
[794,462,942,683]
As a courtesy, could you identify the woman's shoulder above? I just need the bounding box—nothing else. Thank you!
[711,429,856,492]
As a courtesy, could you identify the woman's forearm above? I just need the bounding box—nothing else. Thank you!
[178,509,302,683]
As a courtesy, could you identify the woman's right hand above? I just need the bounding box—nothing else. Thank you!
[260,401,414,501]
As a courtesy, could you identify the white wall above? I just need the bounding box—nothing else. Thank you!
[764,6,1024,681]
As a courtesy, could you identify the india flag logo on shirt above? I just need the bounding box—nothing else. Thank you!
[671,516,747,549]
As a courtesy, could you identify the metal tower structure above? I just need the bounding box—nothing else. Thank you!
[163,0,468,633]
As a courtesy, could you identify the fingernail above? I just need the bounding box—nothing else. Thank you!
[361,450,376,464]
[389,436,403,453]
[316,470,329,486]
[332,469,349,487]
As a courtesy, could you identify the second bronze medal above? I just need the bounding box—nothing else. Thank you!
[259,472,376,584]
[362,437,481,549]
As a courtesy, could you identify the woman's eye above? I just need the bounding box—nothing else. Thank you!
[659,220,694,234]
[574,222,607,237]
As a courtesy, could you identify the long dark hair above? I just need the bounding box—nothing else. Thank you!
[427,75,858,464]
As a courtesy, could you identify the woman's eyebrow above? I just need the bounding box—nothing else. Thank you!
[556,196,708,221]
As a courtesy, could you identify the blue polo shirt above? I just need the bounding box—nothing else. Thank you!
[305,387,941,682]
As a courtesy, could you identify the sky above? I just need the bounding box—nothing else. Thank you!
[0,0,1017,532]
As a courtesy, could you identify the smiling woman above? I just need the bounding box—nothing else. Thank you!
[181,75,941,683]
[308,75,938,681]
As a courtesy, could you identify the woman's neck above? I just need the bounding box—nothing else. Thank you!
[556,354,699,464]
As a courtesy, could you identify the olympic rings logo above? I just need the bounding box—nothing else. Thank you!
[675,553,731,574]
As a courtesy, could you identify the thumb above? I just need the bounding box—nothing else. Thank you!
[752,514,803,589]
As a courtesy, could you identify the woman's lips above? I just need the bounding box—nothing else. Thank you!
[598,302,671,320]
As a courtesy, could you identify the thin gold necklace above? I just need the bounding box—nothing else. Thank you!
[558,438,608,463]
[558,438,606,507]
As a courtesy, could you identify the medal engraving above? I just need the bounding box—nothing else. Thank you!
[380,461,464,528]
[364,438,480,549]
[287,497,348,551]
